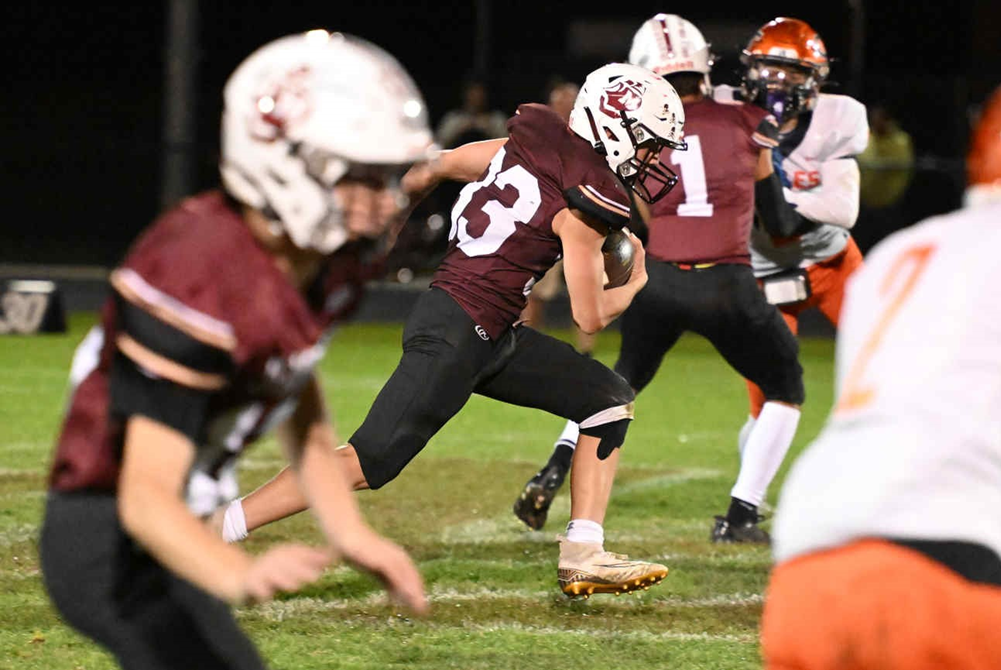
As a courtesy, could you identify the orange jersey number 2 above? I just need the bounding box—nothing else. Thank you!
[834,244,936,414]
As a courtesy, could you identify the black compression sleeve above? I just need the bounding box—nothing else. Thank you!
[754,172,811,237]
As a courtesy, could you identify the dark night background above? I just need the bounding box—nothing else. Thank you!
[5,0,1001,268]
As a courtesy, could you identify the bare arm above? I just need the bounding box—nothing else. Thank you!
[400,138,508,205]
[555,208,648,334]
[118,416,329,604]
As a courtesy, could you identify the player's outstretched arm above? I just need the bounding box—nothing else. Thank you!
[117,416,331,605]
[281,376,429,615]
[401,138,508,204]
[556,207,647,334]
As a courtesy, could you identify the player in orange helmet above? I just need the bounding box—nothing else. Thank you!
[719,19,869,522]
[761,85,1001,670]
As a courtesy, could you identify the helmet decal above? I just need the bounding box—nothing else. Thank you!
[220,31,433,254]
[598,79,647,119]
[250,66,315,142]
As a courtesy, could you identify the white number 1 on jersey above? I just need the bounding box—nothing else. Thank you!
[669,135,714,217]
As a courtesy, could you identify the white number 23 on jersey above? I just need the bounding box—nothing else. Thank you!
[450,147,542,257]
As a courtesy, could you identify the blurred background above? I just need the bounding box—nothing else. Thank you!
[4,0,999,315]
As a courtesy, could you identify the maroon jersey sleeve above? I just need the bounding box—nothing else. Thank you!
[509,104,631,229]
[644,99,765,265]
[431,104,626,338]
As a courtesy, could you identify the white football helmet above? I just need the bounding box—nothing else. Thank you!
[569,63,687,203]
[629,13,714,94]
[221,30,434,253]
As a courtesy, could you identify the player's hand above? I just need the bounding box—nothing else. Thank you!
[238,544,332,605]
[625,230,648,290]
[400,157,441,204]
[339,529,429,616]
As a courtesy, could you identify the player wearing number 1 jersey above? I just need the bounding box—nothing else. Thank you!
[218,63,689,597]
[515,15,804,544]
[761,86,1001,670]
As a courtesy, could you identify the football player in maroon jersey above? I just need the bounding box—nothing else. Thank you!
[40,32,433,670]
[218,63,688,598]
[514,14,806,545]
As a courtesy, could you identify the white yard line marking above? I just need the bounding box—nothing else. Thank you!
[0,441,53,454]
[0,524,38,548]
[246,585,761,631]
[447,622,756,644]
[0,467,43,476]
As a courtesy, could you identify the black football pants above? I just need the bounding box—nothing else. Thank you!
[615,261,804,403]
[351,288,635,489]
[40,492,267,670]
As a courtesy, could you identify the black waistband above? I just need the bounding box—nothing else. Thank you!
[890,538,1001,586]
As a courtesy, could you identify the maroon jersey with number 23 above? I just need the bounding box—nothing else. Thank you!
[431,103,632,339]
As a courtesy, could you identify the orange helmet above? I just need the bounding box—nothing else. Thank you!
[741,18,829,123]
[967,87,1001,190]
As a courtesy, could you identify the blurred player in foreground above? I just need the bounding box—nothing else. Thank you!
[732,18,869,478]
[40,31,432,670]
[762,87,1001,670]
[219,63,688,598]
[516,14,805,544]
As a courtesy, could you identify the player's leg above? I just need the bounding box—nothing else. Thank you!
[743,242,861,458]
[223,289,494,539]
[698,265,804,543]
[41,492,267,670]
[741,308,799,456]
[812,238,864,328]
[512,262,682,530]
[478,327,668,597]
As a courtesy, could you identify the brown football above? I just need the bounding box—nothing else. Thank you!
[602,229,634,289]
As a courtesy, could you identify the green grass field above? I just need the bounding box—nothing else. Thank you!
[0,312,837,670]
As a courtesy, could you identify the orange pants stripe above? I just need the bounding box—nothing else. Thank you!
[747,238,864,416]
[762,540,1001,670]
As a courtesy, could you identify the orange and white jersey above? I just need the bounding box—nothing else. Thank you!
[773,200,1001,562]
[750,93,868,275]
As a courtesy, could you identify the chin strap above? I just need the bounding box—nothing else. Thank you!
[583,107,606,156]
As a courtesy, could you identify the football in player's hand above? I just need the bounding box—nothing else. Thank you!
[602,230,634,289]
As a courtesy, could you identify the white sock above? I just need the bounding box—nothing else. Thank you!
[737,415,756,459]
[566,519,604,545]
[730,402,801,507]
[222,499,248,543]
[555,421,579,450]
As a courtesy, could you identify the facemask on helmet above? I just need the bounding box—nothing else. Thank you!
[741,17,829,125]
[220,30,434,253]
[744,59,818,124]
[568,63,687,203]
